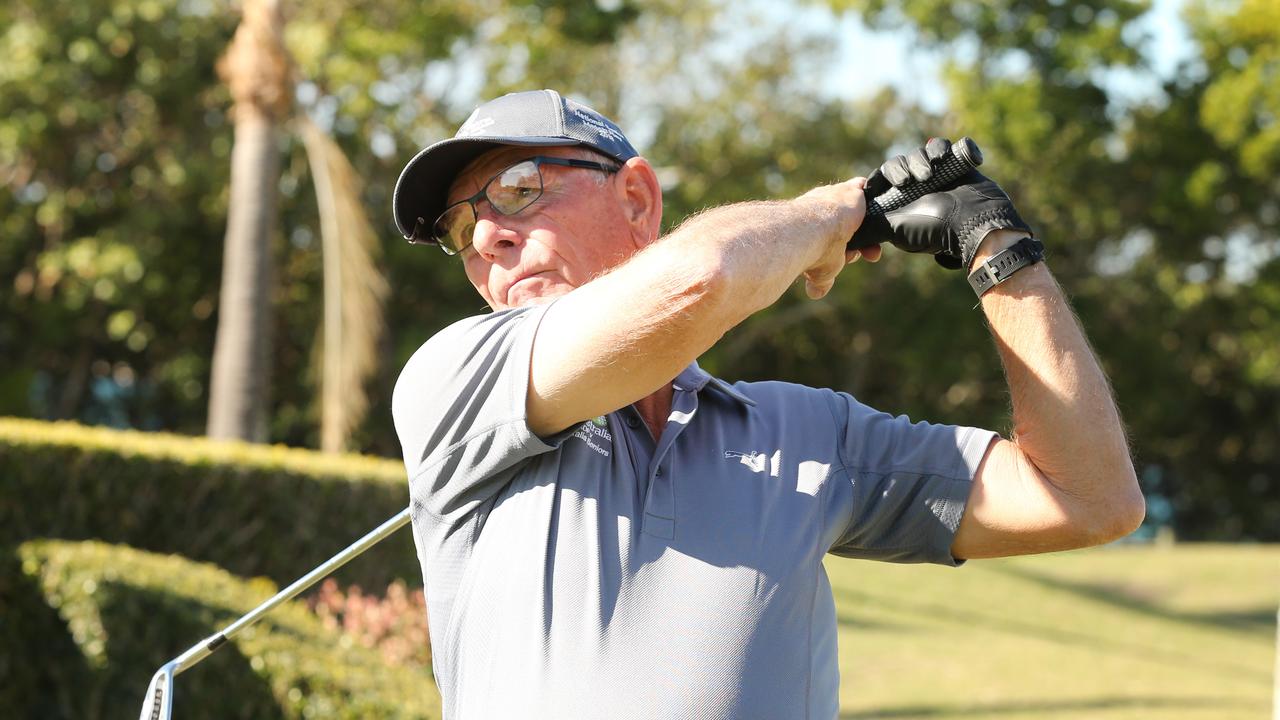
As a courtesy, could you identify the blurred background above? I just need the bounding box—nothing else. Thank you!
[1,0,1277,718]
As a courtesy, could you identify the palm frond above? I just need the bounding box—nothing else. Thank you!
[297,115,389,453]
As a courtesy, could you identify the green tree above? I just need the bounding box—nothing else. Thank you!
[814,0,1280,538]
[0,0,239,429]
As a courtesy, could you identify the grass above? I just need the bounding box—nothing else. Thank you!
[825,543,1279,719]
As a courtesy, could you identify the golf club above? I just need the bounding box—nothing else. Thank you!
[138,507,412,720]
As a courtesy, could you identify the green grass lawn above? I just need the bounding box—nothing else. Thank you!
[825,543,1279,719]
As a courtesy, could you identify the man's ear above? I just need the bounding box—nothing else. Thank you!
[615,157,663,248]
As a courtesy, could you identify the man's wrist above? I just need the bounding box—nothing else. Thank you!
[968,237,1044,297]
[969,228,1029,268]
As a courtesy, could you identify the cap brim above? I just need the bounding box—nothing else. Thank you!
[392,135,584,242]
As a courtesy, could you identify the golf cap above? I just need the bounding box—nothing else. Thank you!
[393,89,639,244]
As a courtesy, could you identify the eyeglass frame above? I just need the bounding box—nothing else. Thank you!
[426,155,622,256]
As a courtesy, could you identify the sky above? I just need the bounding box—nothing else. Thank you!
[814,0,1197,112]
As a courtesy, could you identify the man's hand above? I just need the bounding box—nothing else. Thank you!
[798,176,878,299]
[858,138,1034,269]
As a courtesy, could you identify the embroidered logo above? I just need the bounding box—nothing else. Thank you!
[572,416,612,457]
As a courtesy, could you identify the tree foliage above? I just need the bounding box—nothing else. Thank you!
[1,0,1275,537]
[819,0,1280,538]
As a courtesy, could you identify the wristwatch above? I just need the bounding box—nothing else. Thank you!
[966,237,1045,297]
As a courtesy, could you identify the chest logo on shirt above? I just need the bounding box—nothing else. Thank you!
[724,449,781,476]
[572,416,612,457]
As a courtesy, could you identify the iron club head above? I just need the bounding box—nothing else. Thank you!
[138,661,176,720]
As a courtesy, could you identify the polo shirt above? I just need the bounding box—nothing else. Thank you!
[393,303,997,720]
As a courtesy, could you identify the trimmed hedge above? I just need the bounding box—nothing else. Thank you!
[0,417,419,589]
[2,539,441,719]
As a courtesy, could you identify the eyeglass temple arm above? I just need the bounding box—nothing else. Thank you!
[405,216,427,242]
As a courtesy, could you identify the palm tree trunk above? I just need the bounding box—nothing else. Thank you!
[207,0,291,442]
[207,109,278,441]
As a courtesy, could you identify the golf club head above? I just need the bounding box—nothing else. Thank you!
[138,662,175,720]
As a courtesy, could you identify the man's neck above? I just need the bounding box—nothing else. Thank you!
[633,382,674,443]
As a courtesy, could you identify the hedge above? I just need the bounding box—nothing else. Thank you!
[1,539,441,719]
[0,417,419,589]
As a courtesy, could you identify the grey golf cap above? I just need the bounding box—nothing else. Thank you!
[393,89,639,244]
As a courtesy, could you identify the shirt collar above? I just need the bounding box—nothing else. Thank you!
[673,361,757,407]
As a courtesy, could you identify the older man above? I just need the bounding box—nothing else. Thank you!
[390,89,1143,719]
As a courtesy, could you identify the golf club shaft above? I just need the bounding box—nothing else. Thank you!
[140,507,412,720]
[169,507,412,676]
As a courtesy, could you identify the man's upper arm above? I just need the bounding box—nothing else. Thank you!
[525,244,728,435]
[951,438,1136,560]
[826,391,997,566]
[392,307,566,519]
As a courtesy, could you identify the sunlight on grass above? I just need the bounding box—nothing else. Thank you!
[827,544,1279,720]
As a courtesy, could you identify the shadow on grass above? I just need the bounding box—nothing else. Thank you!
[837,609,913,632]
[831,584,1272,684]
[990,563,1277,635]
[840,694,1266,718]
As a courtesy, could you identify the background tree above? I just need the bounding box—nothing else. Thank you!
[207,0,292,442]
[1,0,1275,538]
[818,0,1280,538]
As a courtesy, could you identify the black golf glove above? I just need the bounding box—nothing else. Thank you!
[859,138,1034,270]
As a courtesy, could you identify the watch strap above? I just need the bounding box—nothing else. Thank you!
[967,237,1044,297]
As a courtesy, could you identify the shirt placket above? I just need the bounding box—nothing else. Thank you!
[642,386,699,539]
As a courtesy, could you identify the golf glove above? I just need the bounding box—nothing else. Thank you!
[860,137,1034,270]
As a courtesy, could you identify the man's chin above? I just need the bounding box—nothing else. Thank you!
[513,294,559,308]
[503,286,571,309]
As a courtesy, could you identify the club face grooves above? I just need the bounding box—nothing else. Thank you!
[140,665,173,720]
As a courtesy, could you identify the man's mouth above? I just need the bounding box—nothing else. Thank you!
[504,271,554,304]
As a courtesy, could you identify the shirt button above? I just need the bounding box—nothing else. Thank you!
[655,467,664,477]
[627,416,640,429]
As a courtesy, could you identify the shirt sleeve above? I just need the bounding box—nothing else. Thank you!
[823,391,998,566]
[392,304,568,520]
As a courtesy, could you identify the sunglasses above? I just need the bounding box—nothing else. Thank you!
[430,156,621,255]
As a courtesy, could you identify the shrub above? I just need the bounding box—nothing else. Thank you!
[309,578,432,670]
[0,417,419,589]
[2,539,441,719]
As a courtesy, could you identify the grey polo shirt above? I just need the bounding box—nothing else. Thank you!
[393,304,997,720]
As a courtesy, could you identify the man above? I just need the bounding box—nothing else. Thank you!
[390,89,1144,719]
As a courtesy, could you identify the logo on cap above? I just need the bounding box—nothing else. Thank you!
[457,111,495,138]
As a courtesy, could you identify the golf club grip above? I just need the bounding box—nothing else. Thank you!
[848,137,983,249]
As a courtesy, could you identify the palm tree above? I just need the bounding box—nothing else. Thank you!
[207,0,289,442]
[207,0,386,451]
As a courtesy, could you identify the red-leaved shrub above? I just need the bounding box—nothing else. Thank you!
[308,579,432,669]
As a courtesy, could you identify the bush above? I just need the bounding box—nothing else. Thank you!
[309,579,432,670]
[1,539,441,719]
[0,417,419,589]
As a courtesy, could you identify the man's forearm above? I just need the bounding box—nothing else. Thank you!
[974,230,1143,531]
[651,192,858,319]
[527,185,861,435]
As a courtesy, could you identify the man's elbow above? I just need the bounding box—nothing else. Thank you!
[1076,468,1146,546]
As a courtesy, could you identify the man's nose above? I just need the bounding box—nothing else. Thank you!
[469,210,523,258]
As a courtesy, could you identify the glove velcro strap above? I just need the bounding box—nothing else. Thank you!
[967,237,1045,297]
[957,206,1034,267]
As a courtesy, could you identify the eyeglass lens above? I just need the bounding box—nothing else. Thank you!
[434,160,544,254]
